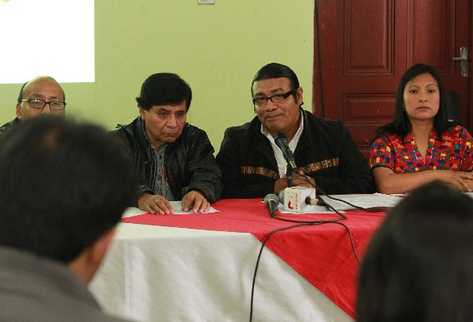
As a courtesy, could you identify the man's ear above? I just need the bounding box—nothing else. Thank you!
[139,107,145,120]
[295,87,304,107]
[89,228,116,265]
[16,103,22,118]
[69,228,117,284]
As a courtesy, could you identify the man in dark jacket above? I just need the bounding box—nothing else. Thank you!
[0,76,66,135]
[113,73,222,214]
[216,63,374,197]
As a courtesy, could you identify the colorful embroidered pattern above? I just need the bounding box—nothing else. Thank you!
[240,158,339,179]
[369,125,473,173]
[303,158,339,174]
[241,166,279,179]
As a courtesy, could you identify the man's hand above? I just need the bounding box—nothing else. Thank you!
[290,171,316,188]
[182,191,210,212]
[274,171,316,193]
[137,193,172,214]
[274,178,289,194]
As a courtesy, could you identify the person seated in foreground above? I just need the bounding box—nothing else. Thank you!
[216,62,374,198]
[113,73,222,214]
[0,116,137,322]
[0,76,66,135]
[356,181,473,322]
[369,63,473,194]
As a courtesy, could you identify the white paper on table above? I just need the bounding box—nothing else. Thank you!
[318,193,403,211]
[121,202,218,218]
[169,201,218,215]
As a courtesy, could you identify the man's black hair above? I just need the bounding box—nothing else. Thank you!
[0,116,137,263]
[251,62,300,97]
[136,73,192,111]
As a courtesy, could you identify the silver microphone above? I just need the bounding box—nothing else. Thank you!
[263,193,280,218]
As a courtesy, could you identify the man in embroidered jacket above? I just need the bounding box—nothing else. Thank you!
[217,63,374,197]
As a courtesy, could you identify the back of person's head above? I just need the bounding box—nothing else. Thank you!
[0,116,137,263]
[136,73,192,111]
[378,63,450,137]
[251,62,300,96]
[356,181,473,322]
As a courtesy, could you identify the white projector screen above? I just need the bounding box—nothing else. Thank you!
[0,0,94,83]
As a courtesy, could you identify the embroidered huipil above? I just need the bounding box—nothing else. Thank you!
[369,125,473,173]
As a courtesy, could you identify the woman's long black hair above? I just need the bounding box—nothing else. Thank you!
[376,64,452,139]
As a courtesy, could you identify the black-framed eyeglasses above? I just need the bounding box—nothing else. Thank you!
[252,89,296,108]
[21,98,66,111]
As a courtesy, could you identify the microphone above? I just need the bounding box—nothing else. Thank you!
[274,133,297,171]
[279,191,318,206]
[279,187,316,212]
[263,193,280,218]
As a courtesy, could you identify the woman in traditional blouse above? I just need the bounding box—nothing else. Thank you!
[369,63,473,194]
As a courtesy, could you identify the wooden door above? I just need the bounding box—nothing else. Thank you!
[313,0,472,155]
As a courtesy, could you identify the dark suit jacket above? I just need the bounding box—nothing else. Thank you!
[0,117,19,136]
[217,109,374,197]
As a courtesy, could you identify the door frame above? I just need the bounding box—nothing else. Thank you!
[312,0,325,117]
[470,4,473,128]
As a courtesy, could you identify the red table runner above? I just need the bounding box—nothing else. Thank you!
[123,198,385,317]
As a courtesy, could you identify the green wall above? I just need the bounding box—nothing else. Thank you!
[0,0,314,149]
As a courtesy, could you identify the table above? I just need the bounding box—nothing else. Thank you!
[90,199,385,322]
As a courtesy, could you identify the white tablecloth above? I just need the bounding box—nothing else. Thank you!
[90,209,352,322]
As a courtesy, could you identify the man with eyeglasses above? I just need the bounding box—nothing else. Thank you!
[0,76,66,135]
[113,73,222,214]
[217,62,374,197]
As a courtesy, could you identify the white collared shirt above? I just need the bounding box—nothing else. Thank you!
[261,111,304,178]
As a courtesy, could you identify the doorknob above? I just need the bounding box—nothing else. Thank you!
[452,47,469,78]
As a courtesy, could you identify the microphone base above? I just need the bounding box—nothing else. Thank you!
[282,187,316,212]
